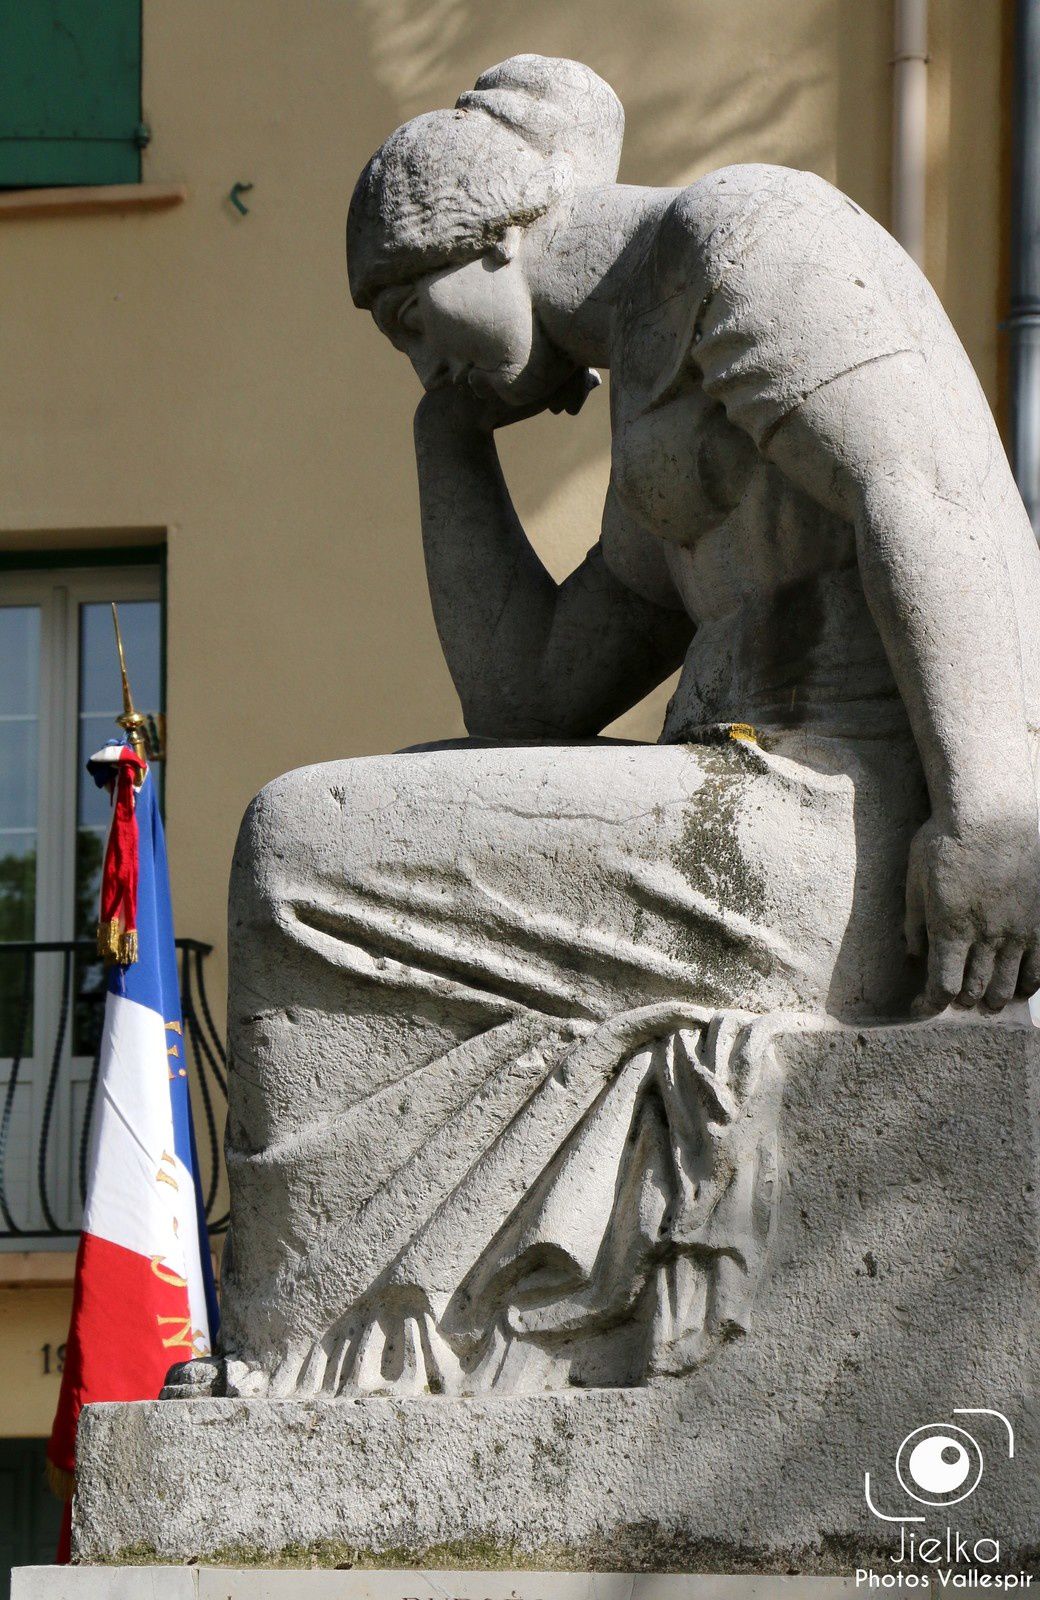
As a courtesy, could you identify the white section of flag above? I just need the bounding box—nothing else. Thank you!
[81,991,204,1334]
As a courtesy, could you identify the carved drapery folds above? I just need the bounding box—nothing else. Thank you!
[168,1006,784,1400]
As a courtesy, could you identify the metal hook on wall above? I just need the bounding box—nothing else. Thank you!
[229,182,254,216]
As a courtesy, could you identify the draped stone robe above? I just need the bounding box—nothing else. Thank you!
[212,166,1040,1400]
[217,728,925,1399]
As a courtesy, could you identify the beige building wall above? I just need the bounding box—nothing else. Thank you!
[0,0,1010,1435]
[0,1281,78,1438]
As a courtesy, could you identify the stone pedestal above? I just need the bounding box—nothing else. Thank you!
[12,1573,861,1599]
[68,1019,1040,1575]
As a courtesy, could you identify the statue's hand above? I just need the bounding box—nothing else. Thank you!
[905,811,1040,1013]
[417,368,600,435]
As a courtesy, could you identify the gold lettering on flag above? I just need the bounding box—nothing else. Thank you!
[156,1315,195,1351]
[165,1021,182,1035]
[150,1255,188,1289]
[155,1150,179,1191]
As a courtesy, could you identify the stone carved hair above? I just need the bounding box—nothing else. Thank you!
[347,55,624,309]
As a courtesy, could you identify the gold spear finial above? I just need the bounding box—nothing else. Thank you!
[111,602,148,768]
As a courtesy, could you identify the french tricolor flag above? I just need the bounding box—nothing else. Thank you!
[47,742,218,1558]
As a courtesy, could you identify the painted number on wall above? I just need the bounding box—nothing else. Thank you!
[40,1343,66,1375]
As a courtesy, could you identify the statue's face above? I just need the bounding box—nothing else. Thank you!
[373,245,573,406]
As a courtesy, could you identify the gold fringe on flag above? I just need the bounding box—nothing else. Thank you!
[96,920,138,967]
[45,1457,75,1503]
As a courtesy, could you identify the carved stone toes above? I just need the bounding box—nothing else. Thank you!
[222,1358,271,1398]
[160,1355,271,1400]
[160,1357,223,1399]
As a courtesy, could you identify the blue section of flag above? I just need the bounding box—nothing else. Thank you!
[187,1096,221,1338]
[92,745,220,1340]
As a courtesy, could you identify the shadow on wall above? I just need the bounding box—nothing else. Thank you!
[353,0,835,183]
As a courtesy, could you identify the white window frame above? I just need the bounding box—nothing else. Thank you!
[0,564,161,1243]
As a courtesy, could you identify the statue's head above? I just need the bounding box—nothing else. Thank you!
[347,55,623,405]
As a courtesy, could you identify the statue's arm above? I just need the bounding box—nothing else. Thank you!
[764,351,1040,1011]
[413,386,693,739]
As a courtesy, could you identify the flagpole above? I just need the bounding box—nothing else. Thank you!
[93,605,149,966]
[110,602,148,770]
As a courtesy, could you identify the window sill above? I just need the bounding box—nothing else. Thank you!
[0,182,187,220]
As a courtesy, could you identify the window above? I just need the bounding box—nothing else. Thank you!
[0,564,162,1238]
[0,1,144,188]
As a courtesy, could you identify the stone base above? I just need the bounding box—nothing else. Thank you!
[74,1019,1040,1572]
[12,1574,860,1599]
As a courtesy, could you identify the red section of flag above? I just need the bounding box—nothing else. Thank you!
[46,1231,193,1555]
[97,748,145,965]
[56,1504,71,1566]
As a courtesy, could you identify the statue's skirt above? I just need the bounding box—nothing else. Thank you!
[219,731,925,1395]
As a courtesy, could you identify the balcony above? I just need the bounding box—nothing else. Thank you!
[0,939,228,1250]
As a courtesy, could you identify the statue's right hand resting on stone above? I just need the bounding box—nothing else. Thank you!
[183,56,1040,1404]
[348,53,1040,1017]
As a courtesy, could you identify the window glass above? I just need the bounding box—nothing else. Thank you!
[0,608,39,1056]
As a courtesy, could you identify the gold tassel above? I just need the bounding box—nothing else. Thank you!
[96,920,138,967]
[45,1457,75,1503]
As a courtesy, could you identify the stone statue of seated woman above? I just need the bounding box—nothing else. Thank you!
[170,54,1040,1403]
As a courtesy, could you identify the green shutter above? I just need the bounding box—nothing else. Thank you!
[0,0,142,187]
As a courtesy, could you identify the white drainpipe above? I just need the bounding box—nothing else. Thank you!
[1009,0,1040,537]
[892,0,929,268]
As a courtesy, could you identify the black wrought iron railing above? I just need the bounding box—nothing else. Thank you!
[0,939,228,1241]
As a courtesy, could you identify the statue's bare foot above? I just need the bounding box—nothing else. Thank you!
[161,1356,271,1399]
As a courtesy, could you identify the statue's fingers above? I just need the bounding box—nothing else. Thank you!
[564,369,601,415]
[981,943,1025,1012]
[925,937,971,1012]
[954,942,996,1008]
[1016,943,1040,997]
